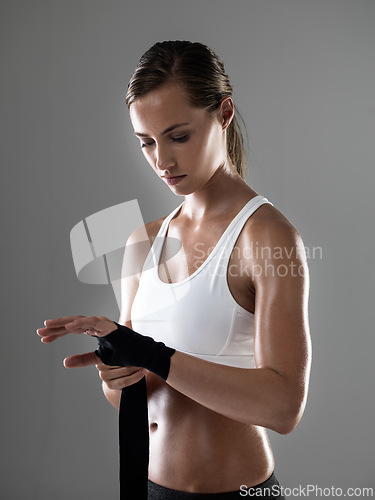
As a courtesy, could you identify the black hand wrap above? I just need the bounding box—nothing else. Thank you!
[95,322,175,500]
[95,322,175,380]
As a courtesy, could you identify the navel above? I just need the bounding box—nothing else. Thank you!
[150,421,159,432]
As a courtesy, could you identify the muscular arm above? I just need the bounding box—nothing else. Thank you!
[166,220,312,434]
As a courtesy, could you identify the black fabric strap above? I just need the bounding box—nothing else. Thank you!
[95,322,175,500]
[119,379,149,500]
[95,322,175,379]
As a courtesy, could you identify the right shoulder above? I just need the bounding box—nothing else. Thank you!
[126,215,167,248]
[121,214,168,282]
[118,214,168,326]
[127,201,183,248]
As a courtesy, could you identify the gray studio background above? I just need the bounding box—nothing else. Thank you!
[1,1,374,499]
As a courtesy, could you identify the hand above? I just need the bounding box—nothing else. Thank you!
[37,316,175,380]
[36,315,118,368]
[96,361,146,390]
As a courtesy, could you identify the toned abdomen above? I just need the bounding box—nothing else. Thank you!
[146,372,275,494]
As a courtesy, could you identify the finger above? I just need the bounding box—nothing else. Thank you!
[95,363,141,372]
[95,361,122,370]
[40,332,68,343]
[105,370,146,390]
[37,326,70,337]
[64,316,116,337]
[43,316,85,328]
[37,321,94,338]
[63,351,99,369]
[40,317,96,336]
[97,366,143,381]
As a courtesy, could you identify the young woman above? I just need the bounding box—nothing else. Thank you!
[38,41,311,499]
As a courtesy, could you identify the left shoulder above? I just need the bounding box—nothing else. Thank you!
[237,202,309,283]
[242,202,305,253]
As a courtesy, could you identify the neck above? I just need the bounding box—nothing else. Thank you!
[181,162,254,222]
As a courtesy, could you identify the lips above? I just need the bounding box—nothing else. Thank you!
[163,175,186,185]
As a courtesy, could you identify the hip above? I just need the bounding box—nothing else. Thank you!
[148,471,285,499]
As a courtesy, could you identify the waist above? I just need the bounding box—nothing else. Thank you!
[146,373,274,492]
[148,472,283,498]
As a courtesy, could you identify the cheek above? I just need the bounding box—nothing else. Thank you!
[142,150,156,168]
[196,126,222,163]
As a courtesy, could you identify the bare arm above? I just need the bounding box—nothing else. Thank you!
[44,213,311,430]
[98,221,161,410]
[166,220,312,434]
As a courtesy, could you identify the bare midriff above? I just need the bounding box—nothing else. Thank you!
[146,373,275,494]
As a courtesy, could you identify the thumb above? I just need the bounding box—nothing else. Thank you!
[63,351,100,368]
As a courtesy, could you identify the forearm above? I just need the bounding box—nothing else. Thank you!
[95,322,305,433]
[102,381,121,410]
[167,351,302,434]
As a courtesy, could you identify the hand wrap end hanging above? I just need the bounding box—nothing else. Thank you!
[94,322,176,499]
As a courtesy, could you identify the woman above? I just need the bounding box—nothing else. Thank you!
[38,41,311,499]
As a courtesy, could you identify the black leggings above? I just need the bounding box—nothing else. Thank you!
[147,472,285,499]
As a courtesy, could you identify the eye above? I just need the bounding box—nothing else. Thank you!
[140,135,189,149]
[171,135,188,143]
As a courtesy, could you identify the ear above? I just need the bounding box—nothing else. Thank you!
[219,97,234,131]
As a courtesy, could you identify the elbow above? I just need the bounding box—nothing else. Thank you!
[275,414,299,435]
[273,398,304,435]
[271,376,309,435]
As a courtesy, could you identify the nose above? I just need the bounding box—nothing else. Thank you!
[155,144,174,172]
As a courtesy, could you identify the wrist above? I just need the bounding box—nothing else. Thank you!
[95,322,176,380]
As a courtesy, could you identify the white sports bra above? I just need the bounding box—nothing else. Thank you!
[131,195,273,369]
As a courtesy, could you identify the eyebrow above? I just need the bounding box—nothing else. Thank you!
[134,122,190,138]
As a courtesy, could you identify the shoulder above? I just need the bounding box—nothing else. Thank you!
[126,216,165,247]
[244,202,303,247]
[127,201,182,246]
[122,209,172,275]
[238,201,309,281]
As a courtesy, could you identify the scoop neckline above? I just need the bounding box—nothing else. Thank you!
[155,195,264,287]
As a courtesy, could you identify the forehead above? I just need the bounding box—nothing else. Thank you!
[129,82,206,133]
